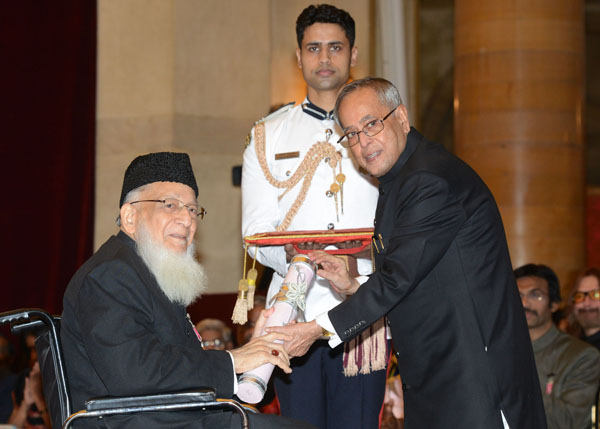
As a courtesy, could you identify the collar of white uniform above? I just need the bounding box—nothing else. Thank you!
[302,97,335,121]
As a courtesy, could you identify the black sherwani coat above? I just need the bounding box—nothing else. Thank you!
[61,232,234,428]
[61,232,311,429]
[328,129,547,428]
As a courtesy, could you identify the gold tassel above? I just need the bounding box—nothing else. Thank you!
[231,279,249,324]
[247,268,257,310]
[246,246,258,309]
[232,248,250,324]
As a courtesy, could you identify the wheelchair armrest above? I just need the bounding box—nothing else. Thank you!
[0,308,59,334]
[11,319,47,334]
[84,388,217,411]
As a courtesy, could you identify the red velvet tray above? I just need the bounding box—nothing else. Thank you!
[243,228,373,255]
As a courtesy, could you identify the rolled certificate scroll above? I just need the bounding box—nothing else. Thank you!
[236,255,317,404]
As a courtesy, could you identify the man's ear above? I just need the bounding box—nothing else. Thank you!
[120,204,137,235]
[394,105,411,134]
[550,301,560,313]
[350,46,358,67]
[296,48,302,69]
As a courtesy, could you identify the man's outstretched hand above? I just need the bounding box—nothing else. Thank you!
[309,250,361,295]
[267,320,323,357]
[230,307,292,374]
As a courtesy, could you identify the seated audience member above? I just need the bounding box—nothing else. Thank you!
[569,268,600,349]
[60,152,314,429]
[195,319,234,350]
[515,263,600,429]
[0,333,17,422]
[7,362,51,428]
[380,353,404,429]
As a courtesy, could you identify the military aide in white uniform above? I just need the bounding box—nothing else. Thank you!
[241,6,388,428]
[241,97,387,428]
[242,100,378,322]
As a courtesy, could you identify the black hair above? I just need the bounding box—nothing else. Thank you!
[296,4,355,48]
[514,263,561,304]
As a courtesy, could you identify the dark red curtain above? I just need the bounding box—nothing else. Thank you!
[0,2,97,314]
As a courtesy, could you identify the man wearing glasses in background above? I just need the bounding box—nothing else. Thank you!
[570,268,600,349]
[61,152,314,428]
[272,77,548,428]
[515,264,600,429]
[195,318,234,350]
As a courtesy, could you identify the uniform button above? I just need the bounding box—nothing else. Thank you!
[326,190,333,197]
[327,223,335,230]
[286,170,291,176]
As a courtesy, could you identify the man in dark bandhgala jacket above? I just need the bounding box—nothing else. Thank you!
[271,77,547,429]
[61,152,314,429]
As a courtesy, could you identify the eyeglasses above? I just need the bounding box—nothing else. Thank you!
[202,339,225,350]
[130,198,207,219]
[519,289,548,302]
[337,107,397,148]
[572,289,600,304]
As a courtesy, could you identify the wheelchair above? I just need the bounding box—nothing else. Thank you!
[0,308,254,429]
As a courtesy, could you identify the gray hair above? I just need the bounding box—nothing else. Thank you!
[195,318,233,342]
[115,185,148,227]
[334,77,403,128]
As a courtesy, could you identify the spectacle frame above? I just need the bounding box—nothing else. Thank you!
[337,107,397,148]
[130,198,207,219]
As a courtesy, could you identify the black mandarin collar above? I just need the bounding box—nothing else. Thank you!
[378,127,420,192]
[302,97,335,121]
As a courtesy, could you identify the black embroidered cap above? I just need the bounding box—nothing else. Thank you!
[119,152,199,207]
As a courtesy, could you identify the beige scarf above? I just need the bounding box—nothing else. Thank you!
[343,318,388,376]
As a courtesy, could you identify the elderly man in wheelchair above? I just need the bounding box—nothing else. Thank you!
[13,152,314,429]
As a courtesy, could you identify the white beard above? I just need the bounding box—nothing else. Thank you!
[135,224,207,306]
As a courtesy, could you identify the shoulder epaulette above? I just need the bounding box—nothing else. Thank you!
[255,101,295,125]
[245,102,295,148]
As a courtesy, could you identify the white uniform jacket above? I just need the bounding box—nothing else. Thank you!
[241,99,379,321]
